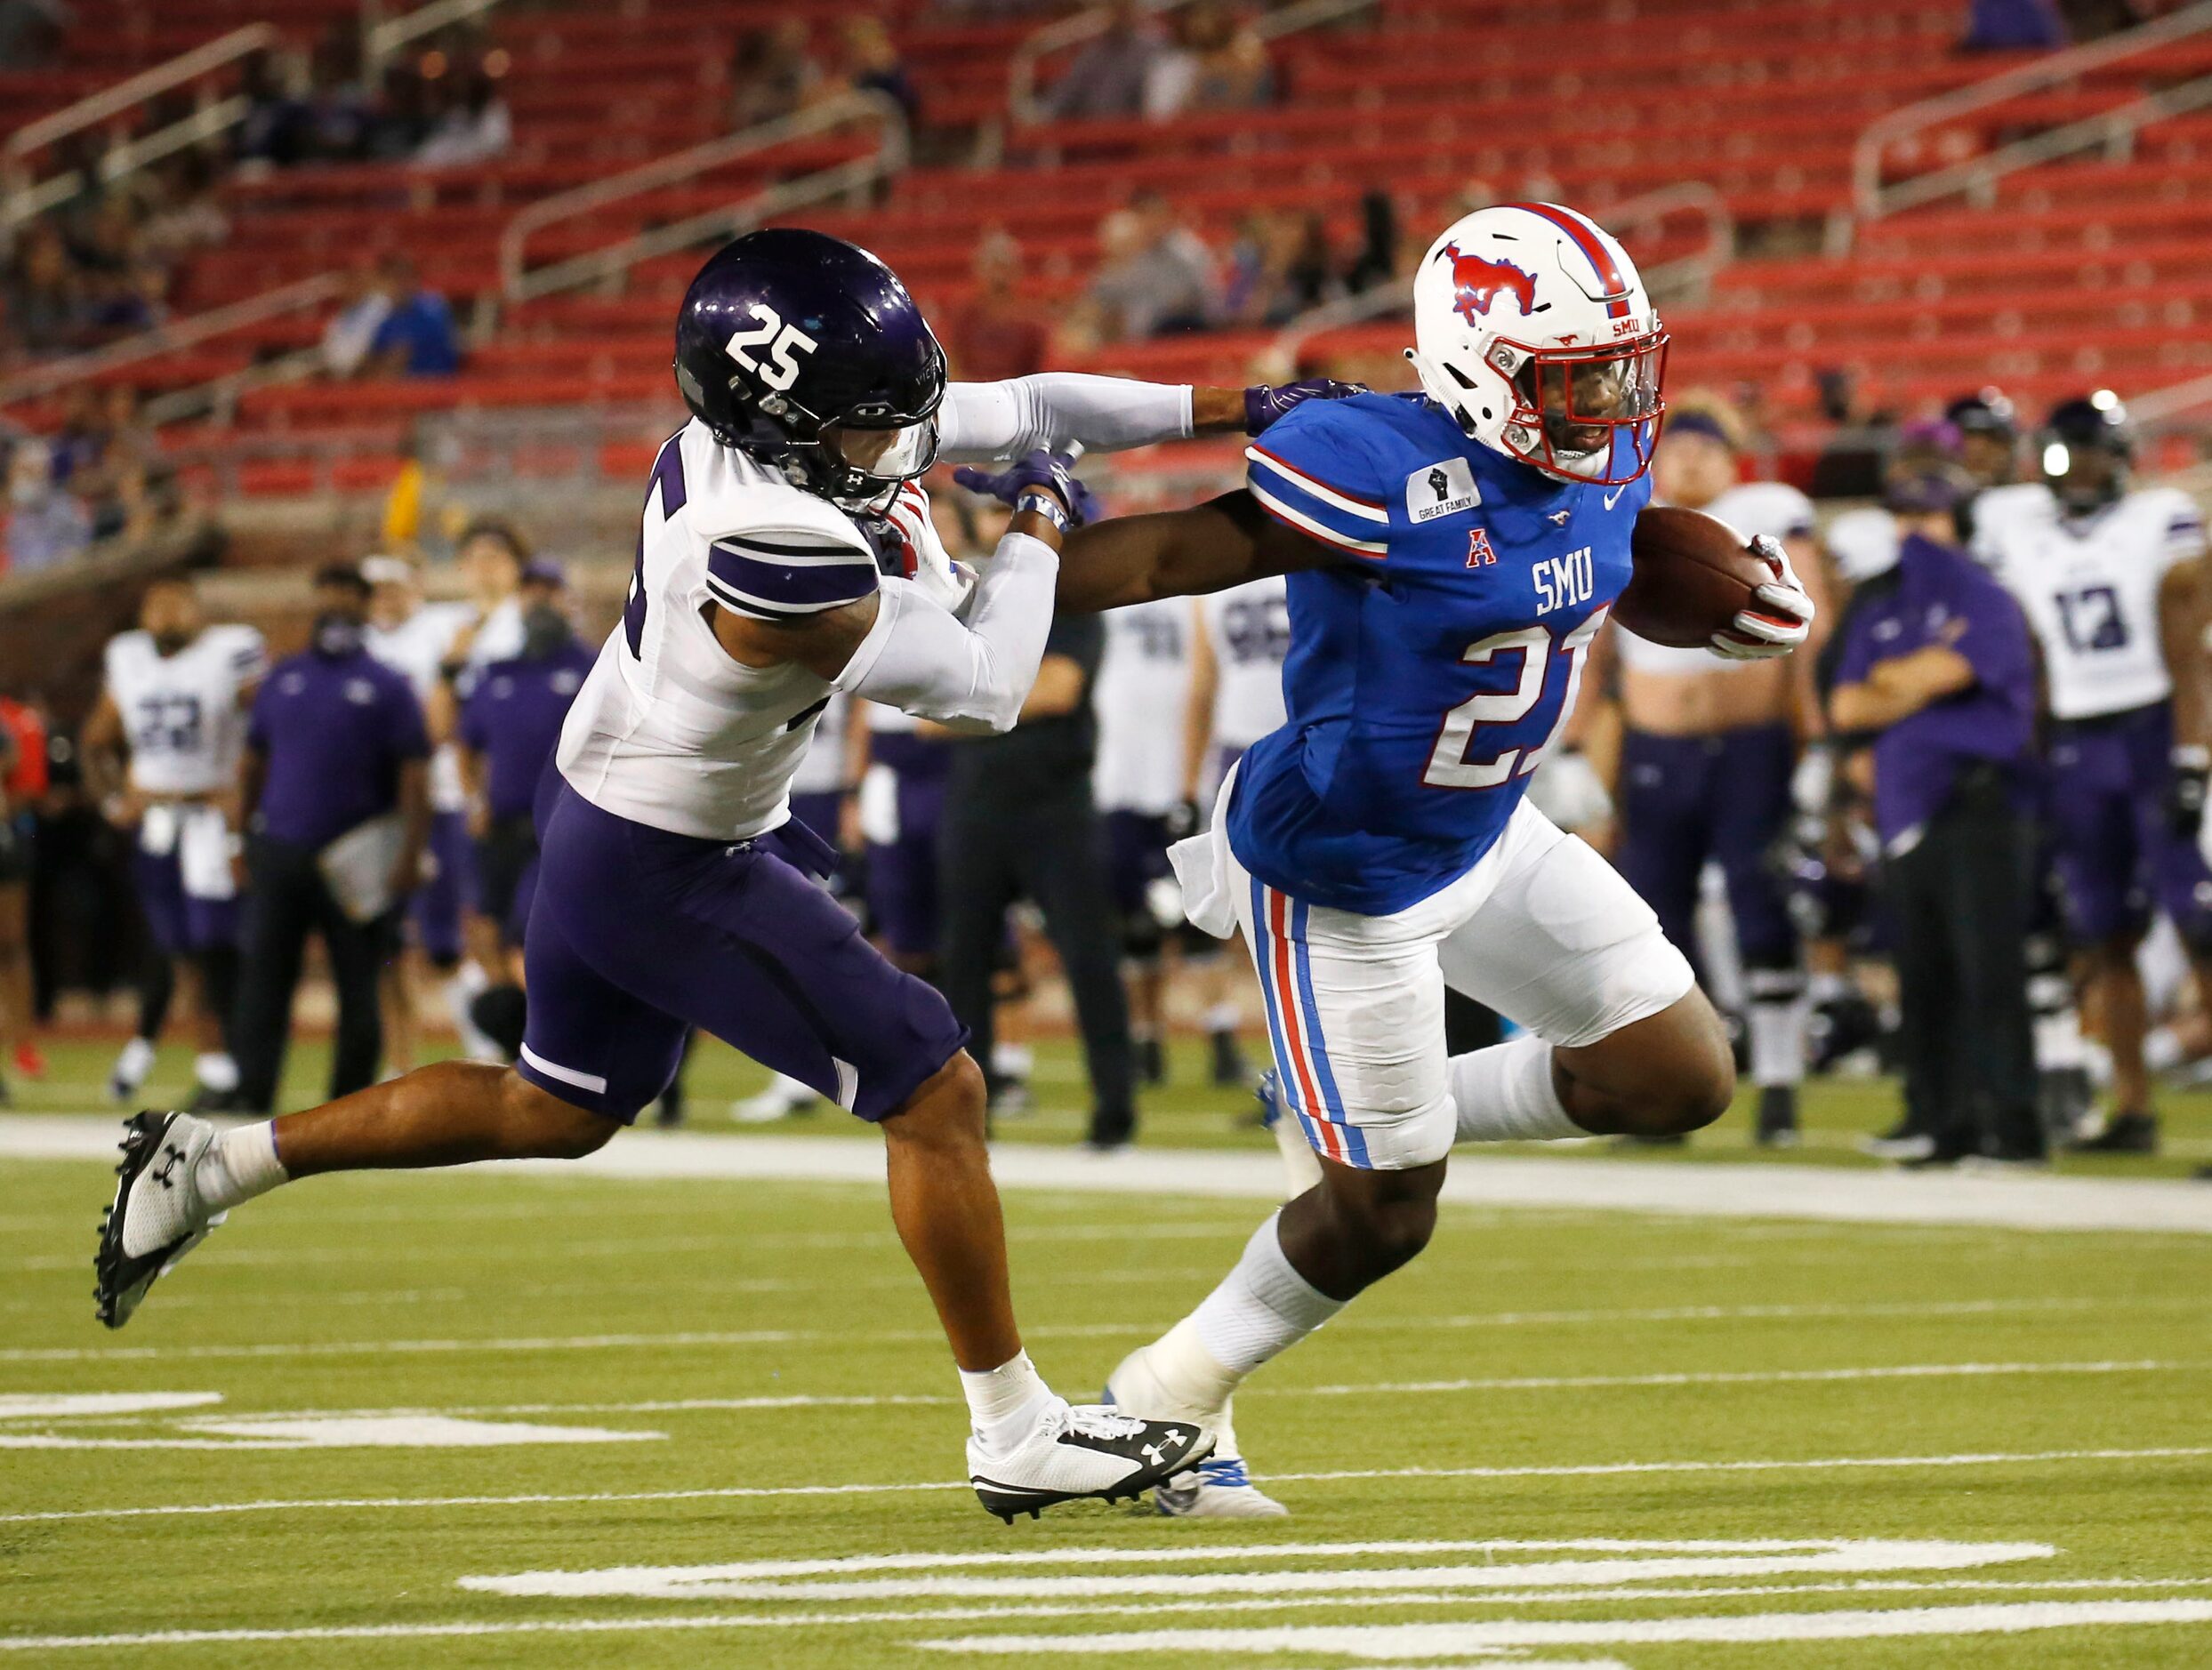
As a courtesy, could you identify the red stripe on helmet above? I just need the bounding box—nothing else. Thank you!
[1502,201,1633,319]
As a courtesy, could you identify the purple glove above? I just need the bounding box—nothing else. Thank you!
[951,449,1098,528]
[1244,378,1367,435]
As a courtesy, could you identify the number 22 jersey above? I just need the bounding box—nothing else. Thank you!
[1227,391,1646,915]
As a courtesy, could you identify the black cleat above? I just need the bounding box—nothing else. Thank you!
[1136,1036,1166,1087]
[1753,1084,1800,1147]
[2068,1111,2159,1155]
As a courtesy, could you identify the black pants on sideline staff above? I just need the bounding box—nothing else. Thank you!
[1884,767,2043,1160]
[231,835,389,1112]
[939,776,1135,1145]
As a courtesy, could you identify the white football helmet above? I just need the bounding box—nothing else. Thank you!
[1408,202,1669,486]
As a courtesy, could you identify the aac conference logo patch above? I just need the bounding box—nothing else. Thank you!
[1408,457,1480,523]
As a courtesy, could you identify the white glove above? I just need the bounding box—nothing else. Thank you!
[1710,534,1815,661]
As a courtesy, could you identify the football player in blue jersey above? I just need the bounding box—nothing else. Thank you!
[993,202,1816,1516]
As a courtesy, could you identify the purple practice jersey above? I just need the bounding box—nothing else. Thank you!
[460,641,597,821]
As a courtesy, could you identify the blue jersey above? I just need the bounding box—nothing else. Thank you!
[1227,392,1647,913]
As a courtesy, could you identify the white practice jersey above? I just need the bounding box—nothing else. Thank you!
[367,601,476,811]
[1093,597,1193,815]
[103,624,265,797]
[1975,482,2210,721]
[1197,574,1291,749]
[1614,479,1817,675]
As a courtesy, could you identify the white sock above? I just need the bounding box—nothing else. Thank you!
[448,960,499,1062]
[2033,983,2087,1071]
[114,1036,156,1089]
[1451,1034,1582,1142]
[990,1041,1033,1080]
[960,1349,1053,1453]
[195,1120,288,1212]
[1807,969,1851,1006]
[2144,1024,2184,1075]
[1203,1001,1240,1034]
[193,1052,238,1093]
[1188,1211,1345,1377]
[1745,971,1806,1088]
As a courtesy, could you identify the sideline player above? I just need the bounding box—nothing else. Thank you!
[81,579,263,1108]
[94,228,1353,1519]
[1094,594,1194,1084]
[1976,392,2212,1154]
[1594,395,1829,1144]
[1182,574,1292,1089]
[989,203,1813,1514]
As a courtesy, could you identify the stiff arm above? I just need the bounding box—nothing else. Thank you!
[1053,490,1336,614]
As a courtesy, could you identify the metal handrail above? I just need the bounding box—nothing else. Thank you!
[1264,182,1735,373]
[0,274,345,407]
[498,91,908,303]
[1009,0,1379,127]
[1,24,279,230]
[2130,371,2212,430]
[363,0,504,82]
[1850,0,2212,224]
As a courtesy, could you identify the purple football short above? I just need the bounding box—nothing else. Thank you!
[1614,722,1798,969]
[132,842,238,955]
[2046,702,2212,947]
[865,765,947,959]
[518,779,967,1124]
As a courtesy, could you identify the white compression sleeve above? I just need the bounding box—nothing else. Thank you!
[937,374,1194,462]
[838,530,1059,734]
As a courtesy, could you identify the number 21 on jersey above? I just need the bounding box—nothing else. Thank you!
[1423,607,1608,789]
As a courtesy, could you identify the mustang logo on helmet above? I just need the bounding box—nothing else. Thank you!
[1436,244,1538,323]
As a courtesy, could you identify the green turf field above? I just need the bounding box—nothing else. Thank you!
[4,1038,2212,1666]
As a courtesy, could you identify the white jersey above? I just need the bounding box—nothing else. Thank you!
[1615,479,1817,675]
[1197,574,1291,750]
[558,421,963,840]
[367,601,476,812]
[1975,482,2209,721]
[791,691,849,797]
[1093,596,1192,815]
[103,624,265,797]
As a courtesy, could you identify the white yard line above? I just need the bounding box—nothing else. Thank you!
[19,1359,2183,1428]
[9,1117,2212,1232]
[8,1293,2201,1366]
[6,1444,2208,1526]
[7,1584,2212,1653]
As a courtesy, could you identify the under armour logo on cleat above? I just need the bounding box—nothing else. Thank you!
[152,1144,186,1189]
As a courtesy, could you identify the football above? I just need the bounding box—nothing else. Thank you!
[1613,505,1770,647]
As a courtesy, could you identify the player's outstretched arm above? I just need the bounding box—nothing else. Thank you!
[938,375,1360,462]
[1050,489,1335,613]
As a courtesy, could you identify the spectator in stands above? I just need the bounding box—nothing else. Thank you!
[4,224,84,356]
[1146,2,1275,120]
[300,21,376,162]
[1960,0,2068,49]
[322,265,395,379]
[729,20,821,129]
[946,230,1047,381]
[1343,189,1399,294]
[414,64,512,168]
[234,49,314,168]
[4,441,91,574]
[137,153,229,266]
[1042,0,1162,120]
[833,17,919,126]
[365,255,461,378]
[0,0,68,69]
[1083,191,1216,341]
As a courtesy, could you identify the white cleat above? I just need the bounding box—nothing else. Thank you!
[94,1112,226,1329]
[967,1398,1212,1523]
[1104,1343,1289,1519]
[730,1073,819,1124]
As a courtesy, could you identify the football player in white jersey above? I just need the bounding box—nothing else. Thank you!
[1595,393,1830,1144]
[1975,392,2212,1154]
[94,228,1359,1520]
[1094,594,1194,1083]
[81,579,264,1107]
[1180,574,1291,1089]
